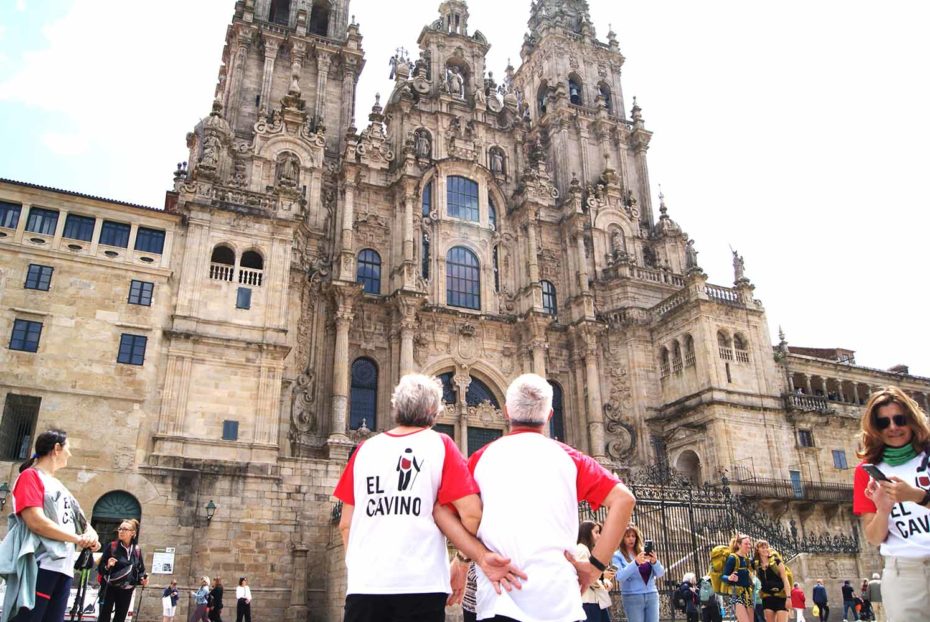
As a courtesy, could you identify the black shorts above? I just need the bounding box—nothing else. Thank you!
[762,596,787,611]
[344,593,447,622]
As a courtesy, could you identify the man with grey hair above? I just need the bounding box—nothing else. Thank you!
[866,573,883,622]
[334,373,523,622]
[437,373,636,621]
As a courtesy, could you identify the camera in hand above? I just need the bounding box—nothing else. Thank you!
[644,540,655,554]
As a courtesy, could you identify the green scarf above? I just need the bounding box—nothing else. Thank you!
[883,444,918,466]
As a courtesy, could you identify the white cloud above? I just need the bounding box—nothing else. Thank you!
[16,0,25,12]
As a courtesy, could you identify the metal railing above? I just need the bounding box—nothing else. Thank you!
[730,477,853,504]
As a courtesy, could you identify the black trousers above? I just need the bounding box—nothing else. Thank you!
[98,586,134,622]
[236,599,251,622]
[10,569,73,622]
[701,603,722,622]
[344,593,447,622]
[815,602,829,621]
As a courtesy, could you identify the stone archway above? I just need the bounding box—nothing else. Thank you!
[676,449,703,485]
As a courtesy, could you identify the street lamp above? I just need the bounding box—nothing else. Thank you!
[0,482,9,511]
[205,500,217,523]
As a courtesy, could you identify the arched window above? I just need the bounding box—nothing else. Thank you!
[734,333,750,363]
[569,74,584,106]
[672,341,683,373]
[309,0,330,36]
[438,372,457,405]
[541,280,557,316]
[92,491,142,544]
[466,377,500,408]
[446,246,480,310]
[537,82,549,116]
[422,181,433,217]
[240,250,263,270]
[356,249,382,295]
[349,358,378,430]
[488,196,497,231]
[717,331,734,361]
[549,381,565,441]
[598,82,613,113]
[683,334,696,368]
[269,0,290,25]
[660,347,670,378]
[447,176,479,222]
[239,249,264,286]
[210,245,235,282]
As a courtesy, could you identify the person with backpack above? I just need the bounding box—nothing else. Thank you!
[752,540,791,622]
[677,572,701,622]
[97,518,148,622]
[722,534,754,622]
[698,575,722,622]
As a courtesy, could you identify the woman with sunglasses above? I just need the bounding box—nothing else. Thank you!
[97,518,148,622]
[853,386,930,621]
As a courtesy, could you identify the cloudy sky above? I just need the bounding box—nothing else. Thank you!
[1,1,928,377]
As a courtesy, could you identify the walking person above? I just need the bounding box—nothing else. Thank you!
[208,577,224,622]
[163,580,180,622]
[2,429,101,622]
[853,387,930,622]
[189,577,210,622]
[98,518,148,622]
[679,572,701,622]
[698,574,722,622]
[790,583,806,622]
[613,525,664,622]
[723,534,754,622]
[840,581,858,621]
[235,578,251,622]
[811,580,829,622]
[576,521,613,622]
[865,574,883,622]
[752,540,790,622]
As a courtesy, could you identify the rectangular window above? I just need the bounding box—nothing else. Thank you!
[99,221,131,248]
[0,394,41,461]
[25,207,59,236]
[832,450,848,470]
[62,214,96,242]
[222,420,240,441]
[128,280,154,306]
[9,319,43,353]
[0,201,21,229]
[789,469,804,498]
[117,334,147,366]
[236,287,252,310]
[134,227,166,254]
[24,264,54,291]
[798,429,814,448]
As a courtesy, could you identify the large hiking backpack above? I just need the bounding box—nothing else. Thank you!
[672,584,689,612]
[708,545,734,595]
[753,549,793,598]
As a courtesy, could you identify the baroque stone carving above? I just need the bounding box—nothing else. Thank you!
[290,369,318,437]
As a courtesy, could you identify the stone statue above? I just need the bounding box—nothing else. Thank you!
[277,153,300,188]
[415,130,431,159]
[446,66,464,99]
[475,85,486,107]
[686,239,699,269]
[200,134,221,168]
[490,149,504,175]
[733,250,746,281]
[288,61,301,95]
[611,229,625,255]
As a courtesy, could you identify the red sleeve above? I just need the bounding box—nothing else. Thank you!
[333,442,364,506]
[558,442,621,510]
[467,443,491,476]
[437,433,480,505]
[12,468,44,514]
[852,462,877,515]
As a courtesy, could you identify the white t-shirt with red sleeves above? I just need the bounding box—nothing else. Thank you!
[468,430,620,622]
[853,455,930,558]
[12,467,78,575]
[333,428,478,596]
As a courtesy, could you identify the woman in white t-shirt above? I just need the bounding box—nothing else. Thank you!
[853,386,930,622]
[10,429,100,622]
[235,577,252,622]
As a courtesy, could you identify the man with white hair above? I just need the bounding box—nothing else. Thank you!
[334,374,524,622]
[437,373,636,622]
[866,573,883,622]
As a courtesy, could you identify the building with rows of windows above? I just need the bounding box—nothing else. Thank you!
[1,0,929,620]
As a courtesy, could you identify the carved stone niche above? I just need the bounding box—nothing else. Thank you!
[275,151,301,189]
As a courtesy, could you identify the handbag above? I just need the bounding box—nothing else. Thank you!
[163,595,174,610]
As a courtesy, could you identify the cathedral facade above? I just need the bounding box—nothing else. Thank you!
[1,0,929,620]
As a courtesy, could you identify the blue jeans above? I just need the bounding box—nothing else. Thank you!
[843,600,858,620]
[621,591,659,622]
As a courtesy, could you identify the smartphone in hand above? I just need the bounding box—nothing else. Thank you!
[862,463,890,482]
[643,539,655,554]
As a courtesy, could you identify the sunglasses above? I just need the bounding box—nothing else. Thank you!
[875,414,908,430]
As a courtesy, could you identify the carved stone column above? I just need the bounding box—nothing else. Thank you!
[579,326,606,459]
[530,339,547,376]
[339,178,357,281]
[226,32,252,129]
[284,543,309,621]
[524,211,541,285]
[340,60,359,150]
[804,374,812,394]
[454,370,472,455]
[314,52,332,121]
[574,227,590,293]
[328,285,358,459]
[259,36,283,113]
[403,191,416,262]
[393,294,423,377]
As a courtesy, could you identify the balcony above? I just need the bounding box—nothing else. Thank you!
[785,393,831,413]
[731,477,853,504]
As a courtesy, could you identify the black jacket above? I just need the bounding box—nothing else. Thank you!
[97,541,146,588]
[210,586,224,610]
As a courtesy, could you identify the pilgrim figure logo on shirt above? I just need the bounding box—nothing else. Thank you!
[396,448,422,491]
